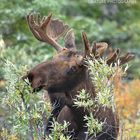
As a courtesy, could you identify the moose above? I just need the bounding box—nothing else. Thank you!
[23,13,134,140]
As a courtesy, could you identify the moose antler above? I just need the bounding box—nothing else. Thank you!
[27,13,69,51]
[82,32,108,58]
[118,52,135,65]
[81,32,134,65]
[92,42,108,58]
[82,32,91,57]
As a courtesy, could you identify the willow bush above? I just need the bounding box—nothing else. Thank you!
[0,54,121,139]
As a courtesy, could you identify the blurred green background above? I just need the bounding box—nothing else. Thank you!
[0,0,140,139]
[0,0,140,80]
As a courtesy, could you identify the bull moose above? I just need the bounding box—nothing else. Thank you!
[23,13,134,140]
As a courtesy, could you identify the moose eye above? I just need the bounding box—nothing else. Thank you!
[39,79,43,85]
[67,66,77,75]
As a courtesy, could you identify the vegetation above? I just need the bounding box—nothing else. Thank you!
[0,55,117,139]
[0,0,140,139]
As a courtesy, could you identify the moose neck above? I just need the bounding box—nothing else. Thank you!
[68,68,96,99]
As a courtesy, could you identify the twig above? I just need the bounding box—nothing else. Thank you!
[18,89,34,140]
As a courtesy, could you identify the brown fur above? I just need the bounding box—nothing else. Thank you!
[25,13,134,139]
[24,49,119,139]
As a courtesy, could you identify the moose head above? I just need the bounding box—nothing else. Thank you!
[23,13,134,94]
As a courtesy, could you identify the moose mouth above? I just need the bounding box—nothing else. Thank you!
[33,86,44,92]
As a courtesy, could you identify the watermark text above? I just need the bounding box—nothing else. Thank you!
[88,0,137,4]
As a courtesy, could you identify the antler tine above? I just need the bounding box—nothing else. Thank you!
[105,48,134,66]
[82,32,91,57]
[27,14,42,41]
[92,42,97,56]
[27,13,69,52]
[106,49,120,65]
[119,52,135,65]
[41,13,52,30]
[92,42,108,58]
[27,14,44,41]
[96,42,108,57]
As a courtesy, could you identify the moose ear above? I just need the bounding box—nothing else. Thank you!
[64,29,76,50]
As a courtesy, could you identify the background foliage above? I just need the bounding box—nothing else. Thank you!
[0,0,140,139]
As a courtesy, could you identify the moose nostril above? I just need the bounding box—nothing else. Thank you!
[33,86,42,92]
[33,88,36,93]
